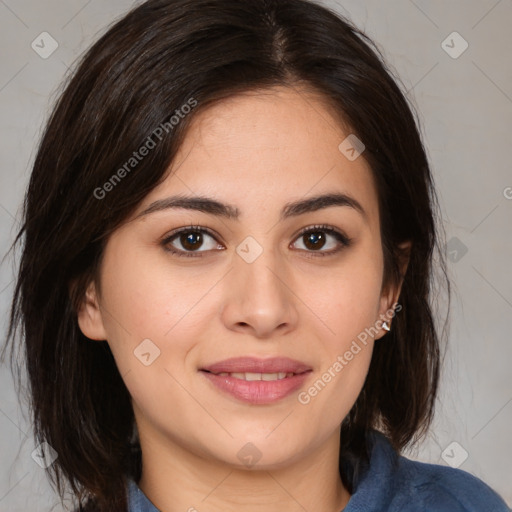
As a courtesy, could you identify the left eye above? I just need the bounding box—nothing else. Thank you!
[162,224,351,258]
[292,226,349,254]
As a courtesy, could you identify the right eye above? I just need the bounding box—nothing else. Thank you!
[161,226,225,258]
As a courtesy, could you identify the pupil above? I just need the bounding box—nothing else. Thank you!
[182,232,202,250]
[305,232,325,250]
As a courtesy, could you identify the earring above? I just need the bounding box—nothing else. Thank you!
[382,321,391,332]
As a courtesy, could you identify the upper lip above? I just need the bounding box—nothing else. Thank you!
[200,357,312,375]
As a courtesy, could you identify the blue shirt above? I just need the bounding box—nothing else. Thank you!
[126,430,509,511]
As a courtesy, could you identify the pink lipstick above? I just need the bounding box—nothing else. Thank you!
[200,356,312,405]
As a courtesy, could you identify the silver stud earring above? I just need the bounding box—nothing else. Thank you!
[382,321,391,332]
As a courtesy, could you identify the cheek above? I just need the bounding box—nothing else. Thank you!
[294,252,382,412]
[98,238,190,335]
[304,255,383,345]
[97,248,203,433]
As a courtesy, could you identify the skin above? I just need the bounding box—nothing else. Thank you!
[78,85,410,512]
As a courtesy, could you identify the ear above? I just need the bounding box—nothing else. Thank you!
[375,240,412,340]
[76,280,108,341]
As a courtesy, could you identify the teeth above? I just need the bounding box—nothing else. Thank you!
[245,372,262,381]
[262,372,284,381]
[215,372,294,381]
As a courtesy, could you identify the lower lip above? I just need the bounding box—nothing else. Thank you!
[200,370,311,404]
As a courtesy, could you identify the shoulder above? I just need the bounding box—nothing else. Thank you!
[396,451,510,511]
[349,430,510,512]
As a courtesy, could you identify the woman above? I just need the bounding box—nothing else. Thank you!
[3,0,509,510]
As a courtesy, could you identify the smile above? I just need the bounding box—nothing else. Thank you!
[212,372,295,380]
[200,369,311,404]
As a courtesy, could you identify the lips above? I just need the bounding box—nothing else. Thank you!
[200,372,311,404]
[200,356,312,375]
[199,357,312,404]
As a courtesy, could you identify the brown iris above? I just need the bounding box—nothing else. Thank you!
[180,231,203,251]
[303,231,326,250]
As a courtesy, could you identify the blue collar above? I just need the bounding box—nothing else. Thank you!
[127,478,160,512]
[125,429,509,511]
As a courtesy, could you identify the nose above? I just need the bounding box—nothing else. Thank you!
[220,243,299,339]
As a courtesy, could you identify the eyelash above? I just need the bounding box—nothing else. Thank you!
[161,224,352,259]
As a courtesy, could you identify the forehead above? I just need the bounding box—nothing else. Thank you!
[137,86,380,227]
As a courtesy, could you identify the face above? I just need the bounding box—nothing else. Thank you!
[78,86,405,470]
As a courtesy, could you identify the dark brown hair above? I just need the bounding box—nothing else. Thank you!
[2,0,450,510]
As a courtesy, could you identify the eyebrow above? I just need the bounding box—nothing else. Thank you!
[136,192,368,223]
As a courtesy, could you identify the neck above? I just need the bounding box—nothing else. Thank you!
[137,426,351,512]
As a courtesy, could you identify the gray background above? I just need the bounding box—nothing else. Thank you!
[0,0,511,510]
